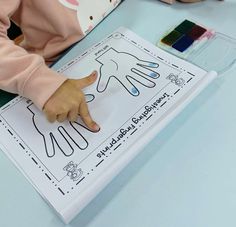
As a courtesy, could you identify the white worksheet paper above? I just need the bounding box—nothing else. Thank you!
[0,27,217,223]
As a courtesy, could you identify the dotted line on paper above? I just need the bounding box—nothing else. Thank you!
[0,118,64,193]
[0,31,196,196]
[56,31,196,77]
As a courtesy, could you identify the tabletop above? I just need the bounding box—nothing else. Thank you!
[1,0,236,226]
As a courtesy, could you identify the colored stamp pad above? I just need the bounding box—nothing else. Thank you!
[161,30,183,46]
[175,20,196,34]
[188,25,207,40]
[172,35,194,52]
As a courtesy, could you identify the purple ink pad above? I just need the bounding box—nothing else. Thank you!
[188,25,207,40]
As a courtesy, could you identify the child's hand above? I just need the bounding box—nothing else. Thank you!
[179,0,202,2]
[179,0,223,2]
[43,71,100,131]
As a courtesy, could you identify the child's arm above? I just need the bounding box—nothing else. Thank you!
[0,1,99,130]
[178,0,203,2]
[160,0,223,3]
[43,71,100,131]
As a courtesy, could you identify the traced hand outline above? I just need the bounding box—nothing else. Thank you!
[85,94,95,103]
[96,48,160,96]
[27,94,97,158]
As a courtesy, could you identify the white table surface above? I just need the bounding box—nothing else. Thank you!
[1,0,236,226]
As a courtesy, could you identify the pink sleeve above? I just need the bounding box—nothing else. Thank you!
[0,0,67,109]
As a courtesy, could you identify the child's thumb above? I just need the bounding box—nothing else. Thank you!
[76,71,98,89]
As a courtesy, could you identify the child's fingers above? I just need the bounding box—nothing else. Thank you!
[44,109,58,123]
[178,0,223,2]
[43,73,98,125]
[79,100,100,131]
[57,112,69,123]
[178,0,202,2]
[67,108,78,122]
[76,71,98,89]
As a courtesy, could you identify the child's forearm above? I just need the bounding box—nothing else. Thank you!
[160,0,223,3]
[160,0,176,4]
[0,1,66,110]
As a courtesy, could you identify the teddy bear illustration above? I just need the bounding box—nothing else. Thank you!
[58,0,121,34]
[63,161,83,181]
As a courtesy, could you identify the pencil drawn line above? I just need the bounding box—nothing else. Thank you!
[96,159,104,167]
[146,114,153,121]
[174,89,180,95]
[58,187,65,195]
[76,177,85,185]
[114,143,122,150]
[187,77,193,83]
[45,173,52,181]
[130,128,138,135]
[160,101,167,107]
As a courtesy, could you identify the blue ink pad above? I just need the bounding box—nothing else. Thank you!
[172,35,194,52]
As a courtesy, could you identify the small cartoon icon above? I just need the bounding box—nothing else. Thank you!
[63,161,83,181]
[166,73,185,86]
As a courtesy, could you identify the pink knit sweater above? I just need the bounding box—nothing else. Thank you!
[0,0,121,109]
